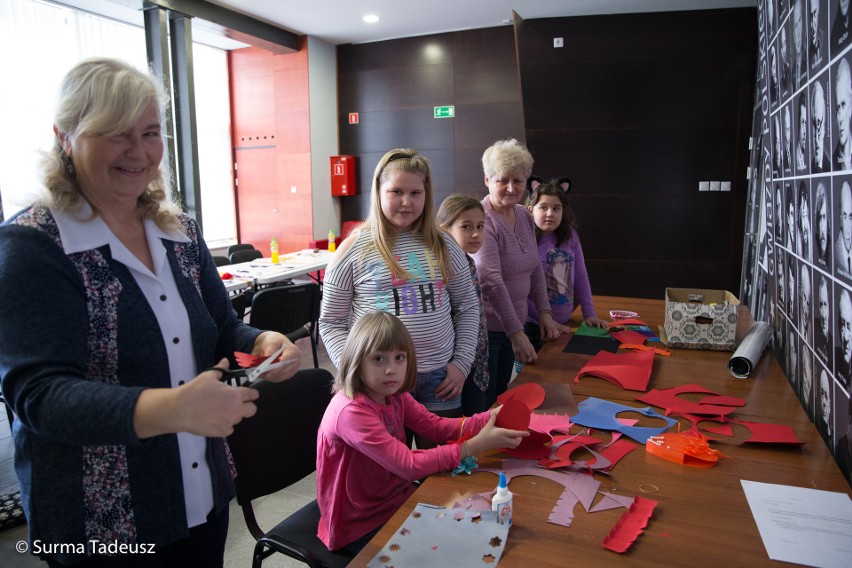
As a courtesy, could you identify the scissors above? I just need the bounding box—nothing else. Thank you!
[205,346,295,386]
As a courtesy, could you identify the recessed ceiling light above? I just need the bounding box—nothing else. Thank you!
[363,14,380,24]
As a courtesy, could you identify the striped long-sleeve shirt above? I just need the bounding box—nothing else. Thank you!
[319,228,479,376]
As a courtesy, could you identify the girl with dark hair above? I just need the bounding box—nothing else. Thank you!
[524,178,607,350]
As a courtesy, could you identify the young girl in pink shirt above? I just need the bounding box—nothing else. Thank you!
[316,311,528,554]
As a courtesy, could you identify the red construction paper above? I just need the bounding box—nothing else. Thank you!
[497,382,546,410]
[573,349,655,391]
[611,330,648,345]
[596,438,638,472]
[495,399,531,431]
[501,429,551,459]
[234,351,264,368]
[637,384,746,417]
[608,318,648,327]
[601,495,658,553]
[529,413,573,435]
[618,344,672,356]
[731,420,804,444]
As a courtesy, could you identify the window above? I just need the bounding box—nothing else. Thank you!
[0,0,237,246]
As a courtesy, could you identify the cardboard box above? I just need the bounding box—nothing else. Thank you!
[663,288,739,351]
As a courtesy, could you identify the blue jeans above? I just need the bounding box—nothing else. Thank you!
[485,331,515,409]
[411,366,461,412]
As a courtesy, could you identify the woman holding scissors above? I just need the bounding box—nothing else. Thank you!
[0,58,301,567]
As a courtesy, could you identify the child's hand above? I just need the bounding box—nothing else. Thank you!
[466,410,529,456]
[584,317,610,329]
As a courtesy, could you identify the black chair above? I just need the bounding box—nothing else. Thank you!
[227,369,352,568]
[213,255,231,267]
[230,290,254,320]
[249,283,321,368]
[230,249,263,264]
[228,243,256,256]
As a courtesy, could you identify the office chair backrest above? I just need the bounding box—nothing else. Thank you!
[230,249,263,264]
[228,368,334,506]
[228,243,256,256]
[249,284,321,338]
[213,255,231,267]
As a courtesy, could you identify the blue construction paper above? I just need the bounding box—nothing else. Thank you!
[571,397,677,444]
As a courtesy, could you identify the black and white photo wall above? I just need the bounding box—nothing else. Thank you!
[743,0,852,482]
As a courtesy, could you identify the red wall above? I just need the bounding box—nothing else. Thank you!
[229,38,313,255]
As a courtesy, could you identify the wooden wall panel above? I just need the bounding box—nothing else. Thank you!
[338,26,525,222]
[230,41,315,253]
[517,8,757,298]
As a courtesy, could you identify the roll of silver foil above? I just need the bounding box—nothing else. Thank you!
[727,321,771,379]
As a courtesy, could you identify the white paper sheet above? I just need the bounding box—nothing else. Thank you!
[741,480,852,568]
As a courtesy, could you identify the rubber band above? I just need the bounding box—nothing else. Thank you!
[639,484,659,493]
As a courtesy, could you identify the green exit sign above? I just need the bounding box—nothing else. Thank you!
[434,105,455,118]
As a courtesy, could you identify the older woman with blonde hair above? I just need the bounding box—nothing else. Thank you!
[473,139,563,407]
[0,57,302,567]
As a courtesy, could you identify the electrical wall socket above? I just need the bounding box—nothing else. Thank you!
[554,37,564,48]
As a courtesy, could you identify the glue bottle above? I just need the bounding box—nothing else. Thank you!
[491,471,513,525]
[270,238,279,264]
[328,230,336,252]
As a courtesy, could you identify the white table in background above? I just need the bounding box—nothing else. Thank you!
[218,249,332,289]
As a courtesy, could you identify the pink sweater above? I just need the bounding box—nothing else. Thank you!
[316,391,489,550]
[472,198,550,336]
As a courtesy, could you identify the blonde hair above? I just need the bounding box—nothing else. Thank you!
[41,57,182,229]
[436,193,484,229]
[364,149,452,278]
[481,138,534,180]
[333,311,418,399]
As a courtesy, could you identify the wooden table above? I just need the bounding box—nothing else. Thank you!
[349,296,852,567]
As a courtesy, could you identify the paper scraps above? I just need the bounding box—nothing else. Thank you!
[571,397,677,444]
[602,495,658,553]
[367,503,509,568]
[637,384,746,418]
[573,349,655,391]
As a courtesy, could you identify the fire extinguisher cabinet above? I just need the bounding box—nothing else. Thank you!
[330,155,356,196]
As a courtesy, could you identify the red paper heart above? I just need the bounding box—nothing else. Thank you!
[497,382,546,411]
[495,399,531,431]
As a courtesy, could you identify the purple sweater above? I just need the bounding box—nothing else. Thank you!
[472,197,550,336]
[526,231,597,326]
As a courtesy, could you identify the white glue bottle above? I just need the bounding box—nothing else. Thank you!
[492,471,513,525]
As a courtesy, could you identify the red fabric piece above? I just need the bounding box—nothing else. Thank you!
[573,349,655,391]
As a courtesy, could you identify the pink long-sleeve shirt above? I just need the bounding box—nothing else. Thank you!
[472,198,550,336]
[316,391,489,550]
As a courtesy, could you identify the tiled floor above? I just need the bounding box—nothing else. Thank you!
[0,334,335,568]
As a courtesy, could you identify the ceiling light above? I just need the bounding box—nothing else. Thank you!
[363,14,380,24]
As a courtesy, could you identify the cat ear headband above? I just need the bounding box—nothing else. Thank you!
[527,176,572,193]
